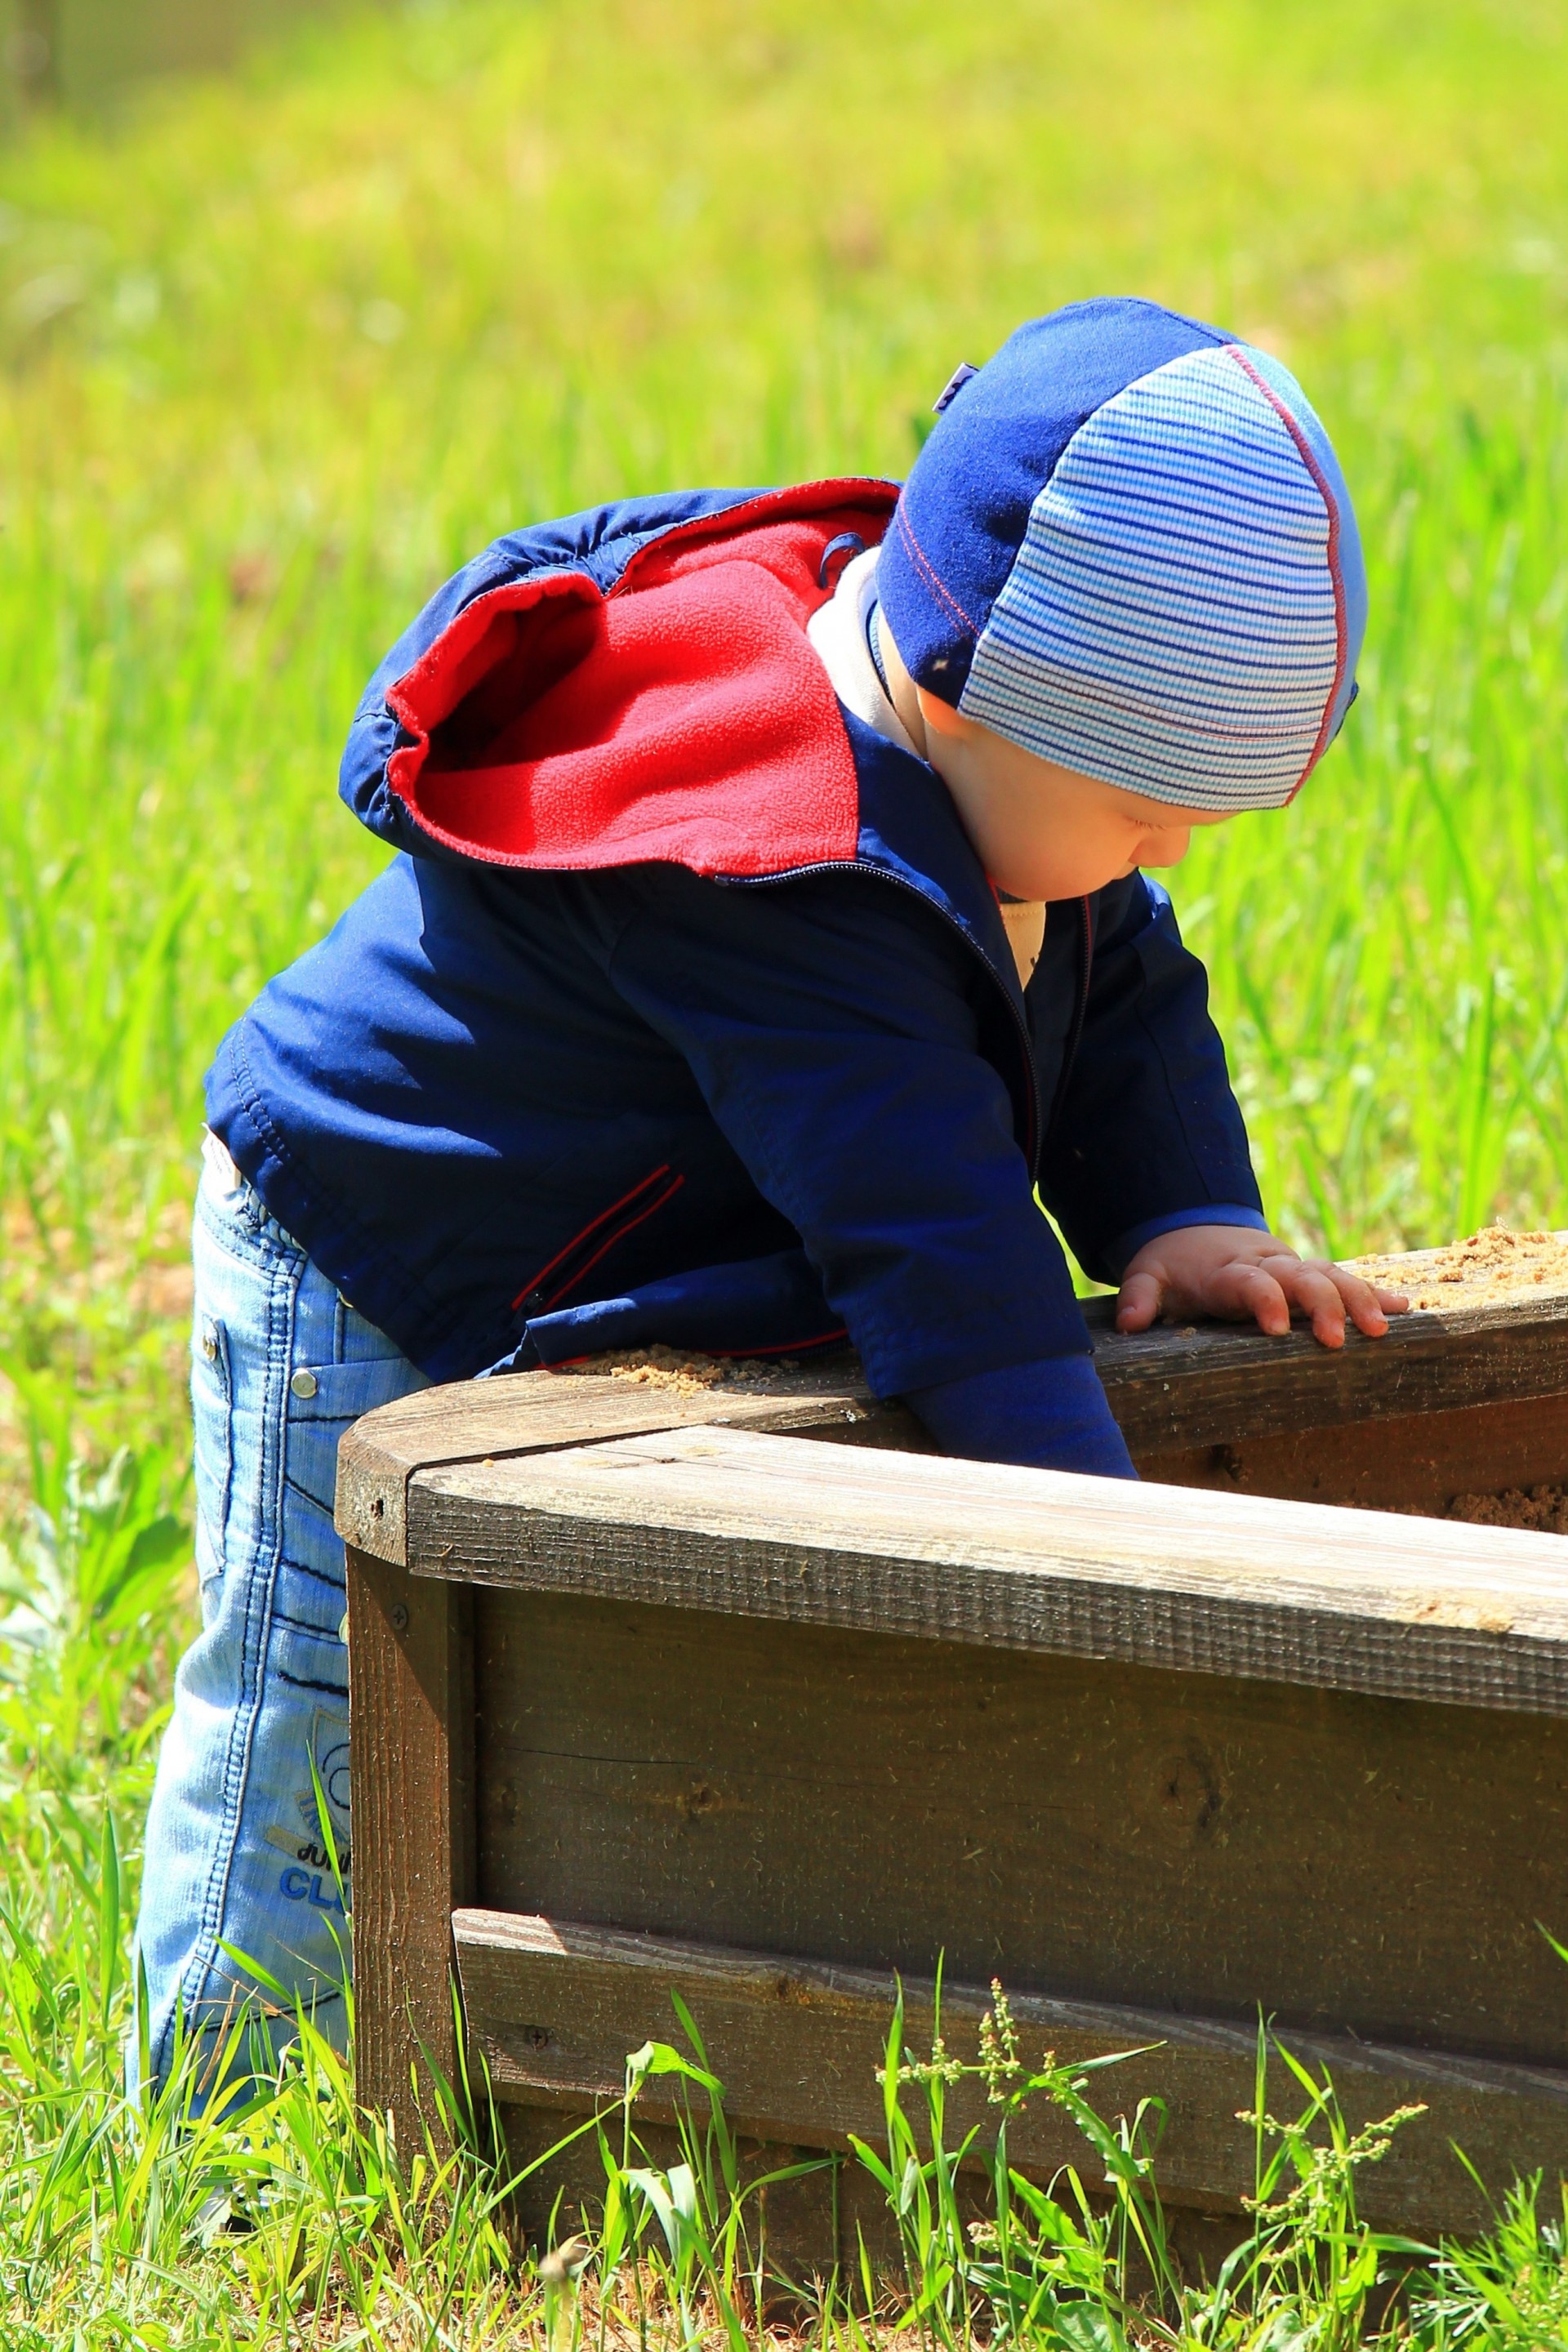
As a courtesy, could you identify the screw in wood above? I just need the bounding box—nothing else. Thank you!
[390,1603,410,1633]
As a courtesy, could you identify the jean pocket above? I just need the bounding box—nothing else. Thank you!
[190,1315,234,1600]
[283,1354,429,1519]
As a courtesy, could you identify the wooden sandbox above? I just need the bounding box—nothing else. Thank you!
[335,1232,1568,2252]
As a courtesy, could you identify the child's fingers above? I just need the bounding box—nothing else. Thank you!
[1118,1258,1410,1344]
[1321,1264,1396,1338]
[1115,1270,1165,1331]
[1218,1262,1293,1336]
[1276,1261,1355,1347]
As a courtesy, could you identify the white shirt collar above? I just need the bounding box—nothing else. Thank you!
[805,546,921,760]
[808,546,1045,988]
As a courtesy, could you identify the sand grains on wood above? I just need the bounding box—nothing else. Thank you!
[559,1343,800,1398]
[1351,1227,1568,1531]
[1349,1223,1568,1310]
[1448,1483,1568,1535]
[1348,1228,1568,1530]
[562,1232,1568,1523]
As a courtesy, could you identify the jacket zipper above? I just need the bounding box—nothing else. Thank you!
[1042,893,1094,1143]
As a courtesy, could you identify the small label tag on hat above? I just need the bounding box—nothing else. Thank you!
[933,361,978,414]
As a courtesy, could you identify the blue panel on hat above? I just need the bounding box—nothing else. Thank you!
[879,297,1228,702]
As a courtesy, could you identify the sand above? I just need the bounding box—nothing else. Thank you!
[1347,1223,1568,1311]
[1447,1483,1568,1535]
[1348,1226,1568,1530]
[558,1342,797,1397]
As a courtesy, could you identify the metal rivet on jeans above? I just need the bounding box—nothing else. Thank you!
[290,1368,318,1400]
[201,1328,219,1362]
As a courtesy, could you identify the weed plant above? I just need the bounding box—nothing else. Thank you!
[4,0,1568,2336]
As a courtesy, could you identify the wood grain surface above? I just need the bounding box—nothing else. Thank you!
[1138,1389,1568,1513]
[336,1250,1568,2204]
[334,1272,1568,1569]
[469,1587,1568,2066]
[1084,1289,1568,1452]
[335,1365,903,1562]
[453,1909,1568,2238]
[345,1547,475,2140]
[406,1425,1568,1714]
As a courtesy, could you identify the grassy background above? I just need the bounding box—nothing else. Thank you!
[5,0,1568,1490]
[3,0,1568,2334]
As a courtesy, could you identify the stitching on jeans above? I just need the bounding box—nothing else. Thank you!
[274,1667,350,1699]
[270,1607,345,1640]
[174,1216,298,2053]
[279,1470,347,1518]
[275,1548,346,1591]
[152,1179,417,2080]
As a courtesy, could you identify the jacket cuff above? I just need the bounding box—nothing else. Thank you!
[903,1354,1137,1481]
[1102,1204,1269,1282]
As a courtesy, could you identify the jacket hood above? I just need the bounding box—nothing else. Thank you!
[341,479,900,880]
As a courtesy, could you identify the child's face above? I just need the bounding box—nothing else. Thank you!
[918,693,1236,900]
[879,619,1235,899]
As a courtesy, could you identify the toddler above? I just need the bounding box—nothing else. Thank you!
[135,296,1406,2090]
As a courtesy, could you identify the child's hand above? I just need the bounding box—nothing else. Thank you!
[1115,1224,1409,1350]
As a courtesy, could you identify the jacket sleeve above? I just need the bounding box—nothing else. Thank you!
[1037,873,1266,1286]
[602,862,1095,1402]
[904,1356,1134,1477]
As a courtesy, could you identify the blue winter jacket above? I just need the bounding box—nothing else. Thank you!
[206,479,1264,1458]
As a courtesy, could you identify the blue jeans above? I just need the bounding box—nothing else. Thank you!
[134,1141,429,2091]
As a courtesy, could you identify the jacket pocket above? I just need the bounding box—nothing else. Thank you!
[510,1163,687,1317]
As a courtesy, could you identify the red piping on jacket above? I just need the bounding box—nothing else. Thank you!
[702,1326,848,1358]
[510,1165,684,1313]
[535,1175,686,1315]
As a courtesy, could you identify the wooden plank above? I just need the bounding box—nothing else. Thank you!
[454,1910,1568,2238]
[1087,1290,1568,1453]
[345,1547,475,2142]
[407,1425,1568,1715]
[470,1589,1568,2073]
[496,2094,857,2283]
[336,1365,902,1564]
[1138,1389,1568,1514]
[335,1282,1568,1567]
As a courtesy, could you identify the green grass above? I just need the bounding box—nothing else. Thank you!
[4,0,1568,2335]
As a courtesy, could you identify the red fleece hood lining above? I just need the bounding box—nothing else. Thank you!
[384,480,897,880]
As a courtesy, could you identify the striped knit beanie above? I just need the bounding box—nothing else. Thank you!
[878,297,1366,812]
